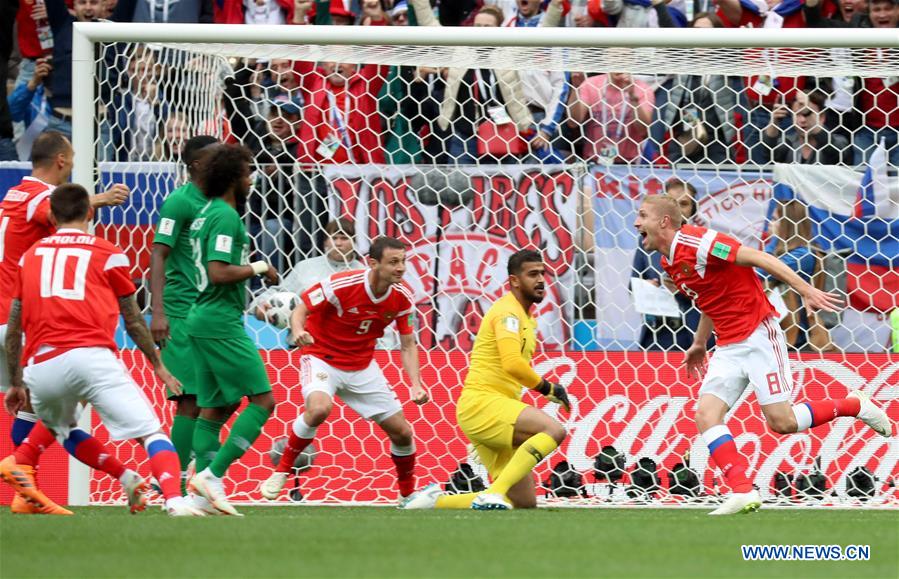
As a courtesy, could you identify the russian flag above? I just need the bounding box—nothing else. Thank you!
[773,155,899,313]
[854,140,898,220]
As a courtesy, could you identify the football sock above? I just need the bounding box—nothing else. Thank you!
[209,404,271,479]
[192,418,224,474]
[390,442,417,497]
[11,411,38,446]
[793,399,861,431]
[702,424,753,494]
[63,429,126,479]
[171,415,196,493]
[144,433,182,500]
[435,492,478,509]
[12,421,56,466]
[277,417,317,473]
[486,432,558,497]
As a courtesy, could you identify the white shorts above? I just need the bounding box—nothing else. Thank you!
[300,355,402,424]
[24,347,162,441]
[0,324,8,392]
[701,316,794,408]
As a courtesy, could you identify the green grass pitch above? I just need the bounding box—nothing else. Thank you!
[1,507,897,578]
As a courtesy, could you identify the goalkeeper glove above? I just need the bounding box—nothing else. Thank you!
[536,378,571,412]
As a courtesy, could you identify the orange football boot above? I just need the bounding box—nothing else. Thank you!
[0,456,73,515]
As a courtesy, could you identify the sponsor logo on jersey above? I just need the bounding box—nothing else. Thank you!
[158,217,175,236]
[348,307,358,314]
[711,241,731,260]
[215,235,233,254]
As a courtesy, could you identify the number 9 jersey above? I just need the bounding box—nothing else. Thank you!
[14,229,136,364]
[301,269,416,371]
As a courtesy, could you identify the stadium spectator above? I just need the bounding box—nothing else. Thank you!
[409,0,536,164]
[658,12,738,164]
[761,90,852,165]
[290,0,356,24]
[570,72,655,164]
[0,0,12,160]
[506,0,571,162]
[15,0,58,89]
[804,0,876,26]
[631,179,708,351]
[110,46,166,161]
[121,0,214,23]
[602,0,686,27]
[761,200,832,351]
[295,60,387,164]
[250,96,301,270]
[44,0,133,141]
[7,57,53,160]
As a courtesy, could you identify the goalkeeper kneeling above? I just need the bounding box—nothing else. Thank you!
[401,250,569,510]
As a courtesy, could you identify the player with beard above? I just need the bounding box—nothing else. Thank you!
[184,144,279,516]
[401,249,570,511]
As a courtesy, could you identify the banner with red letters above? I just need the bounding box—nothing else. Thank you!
[323,164,579,351]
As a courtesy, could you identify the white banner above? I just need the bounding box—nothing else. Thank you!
[324,165,579,350]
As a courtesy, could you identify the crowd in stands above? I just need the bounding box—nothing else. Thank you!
[2,0,897,167]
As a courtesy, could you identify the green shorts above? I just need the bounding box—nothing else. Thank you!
[189,334,271,408]
[162,316,197,399]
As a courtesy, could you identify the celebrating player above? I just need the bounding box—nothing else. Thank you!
[186,144,279,516]
[0,184,199,516]
[634,194,892,515]
[149,135,219,498]
[0,130,129,514]
[402,249,569,511]
[259,236,428,503]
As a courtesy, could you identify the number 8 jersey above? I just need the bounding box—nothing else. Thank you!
[14,229,136,363]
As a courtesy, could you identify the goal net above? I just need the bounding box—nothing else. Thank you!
[70,23,898,508]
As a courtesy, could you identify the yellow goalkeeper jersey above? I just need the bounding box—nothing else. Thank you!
[463,292,541,400]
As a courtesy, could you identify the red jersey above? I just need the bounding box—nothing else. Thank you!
[14,229,136,363]
[1,177,55,324]
[301,269,415,371]
[660,224,775,346]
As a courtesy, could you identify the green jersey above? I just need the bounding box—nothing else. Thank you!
[186,198,250,338]
[153,182,207,318]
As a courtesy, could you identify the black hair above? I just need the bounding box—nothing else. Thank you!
[369,236,406,261]
[30,131,70,168]
[507,249,543,276]
[50,183,90,223]
[196,144,253,198]
[181,135,219,169]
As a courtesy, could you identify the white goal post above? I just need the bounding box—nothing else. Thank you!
[66,22,899,508]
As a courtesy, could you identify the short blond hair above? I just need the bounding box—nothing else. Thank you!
[643,195,683,228]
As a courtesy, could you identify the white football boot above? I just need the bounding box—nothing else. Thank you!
[471,493,512,511]
[165,496,205,517]
[848,391,892,438]
[259,471,289,500]
[398,483,442,509]
[708,489,762,516]
[189,468,242,516]
[189,493,224,515]
[120,470,150,514]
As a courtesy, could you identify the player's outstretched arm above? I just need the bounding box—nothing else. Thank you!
[149,243,171,345]
[3,299,27,415]
[90,183,131,208]
[399,333,428,405]
[208,260,278,286]
[496,336,571,412]
[118,294,182,396]
[735,246,843,316]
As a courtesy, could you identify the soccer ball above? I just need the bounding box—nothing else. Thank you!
[266,292,299,330]
[268,437,316,473]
